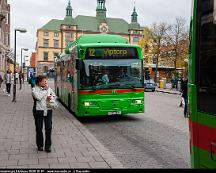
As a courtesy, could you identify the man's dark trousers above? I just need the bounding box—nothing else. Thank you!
[34,110,52,149]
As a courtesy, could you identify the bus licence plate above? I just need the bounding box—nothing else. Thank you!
[108,111,121,115]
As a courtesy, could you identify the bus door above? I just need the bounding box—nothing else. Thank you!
[194,0,216,167]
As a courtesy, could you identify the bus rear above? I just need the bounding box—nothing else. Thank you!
[76,44,144,117]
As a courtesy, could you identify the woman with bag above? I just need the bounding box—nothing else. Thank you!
[32,75,57,152]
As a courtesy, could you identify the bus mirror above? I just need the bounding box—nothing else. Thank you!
[76,59,83,70]
[79,49,84,55]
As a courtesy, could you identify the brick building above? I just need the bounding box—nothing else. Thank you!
[0,0,10,76]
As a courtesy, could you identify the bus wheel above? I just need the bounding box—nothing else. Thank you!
[68,94,71,110]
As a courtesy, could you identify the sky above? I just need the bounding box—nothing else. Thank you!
[8,0,192,65]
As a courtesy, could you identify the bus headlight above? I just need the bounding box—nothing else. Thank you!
[133,100,142,104]
[84,102,95,106]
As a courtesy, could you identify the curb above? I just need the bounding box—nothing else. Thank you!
[155,89,181,95]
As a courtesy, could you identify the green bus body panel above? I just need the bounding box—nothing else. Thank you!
[189,0,216,168]
[192,146,216,168]
[77,92,145,117]
[58,87,144,117]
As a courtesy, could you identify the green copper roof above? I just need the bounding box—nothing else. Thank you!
[129,22,142,30]
[63,16,76,25]
[40,19,63,31]
[75,15,130,34]
[40,16,143,32]
[106,18,129,34]
[75,15,99,31]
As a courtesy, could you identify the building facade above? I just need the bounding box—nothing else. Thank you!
[30,52,37,68]
[0,0,10,76]
[35,0,144,75]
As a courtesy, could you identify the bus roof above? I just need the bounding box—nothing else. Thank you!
[65,34,129,54]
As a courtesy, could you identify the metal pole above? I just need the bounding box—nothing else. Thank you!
[20,49,23,90]
[12,30,17,102]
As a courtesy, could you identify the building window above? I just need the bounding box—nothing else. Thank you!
[44,32,49,37]
[133,36,140,42]
[54,39,59,48]
[54,32,59,37]
[43,39,49,48]
[54,53,59,60]
[43,52,49,61]
[43,66,49,73]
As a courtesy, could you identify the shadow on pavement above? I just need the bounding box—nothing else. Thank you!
[76,114,143,124]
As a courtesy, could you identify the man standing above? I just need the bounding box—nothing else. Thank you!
[181,78,188,118]
[5,70,12,96]
[19,71,23,90]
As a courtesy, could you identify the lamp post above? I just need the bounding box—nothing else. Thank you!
[12,28,27,102]
[20,48,28,90]
[23,55,29,82]
[21,48,28,72]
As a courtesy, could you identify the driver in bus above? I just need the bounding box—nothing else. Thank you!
[101,70,110,84]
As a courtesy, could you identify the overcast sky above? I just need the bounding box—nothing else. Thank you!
[8,0,192,65]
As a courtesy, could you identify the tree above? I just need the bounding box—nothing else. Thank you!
[151,22,171,82]
[168,17,189,72]
[138,27,155,64]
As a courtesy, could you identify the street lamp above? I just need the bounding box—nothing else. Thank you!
[23,55,29,82]
[12,28,27,102]
[20,48,28,90]
[21,48,28,72]
[23,55,29,68]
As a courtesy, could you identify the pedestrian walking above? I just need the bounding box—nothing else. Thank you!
[179,77,184,107]
[19,71,23,90]
[181,78,188,118]
[30,72,37,88]
[32,75,56,152]
[15,71,19,84]
[4,70,12,96]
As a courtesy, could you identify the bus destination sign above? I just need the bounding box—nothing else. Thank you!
[86,47,138,59]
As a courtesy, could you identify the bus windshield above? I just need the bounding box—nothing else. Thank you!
[80,59,144,90]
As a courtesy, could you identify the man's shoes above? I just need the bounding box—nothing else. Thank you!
[45,147,51,153]
[38,147,43,151]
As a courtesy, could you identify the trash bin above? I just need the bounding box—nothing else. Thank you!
[159,79,164,89]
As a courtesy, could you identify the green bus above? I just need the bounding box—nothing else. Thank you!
[55,34,144,117]
[189,0,216,168]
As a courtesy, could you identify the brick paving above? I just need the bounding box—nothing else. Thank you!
[0,81,123,169]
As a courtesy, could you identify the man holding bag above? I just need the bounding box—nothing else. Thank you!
[32,75,57,152]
